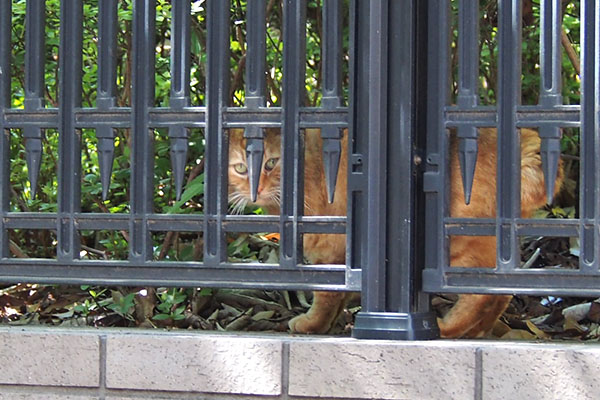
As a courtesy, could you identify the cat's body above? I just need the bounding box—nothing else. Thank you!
[228,127,562,338]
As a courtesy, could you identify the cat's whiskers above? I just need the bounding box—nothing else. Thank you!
[232,199,248,214]
[263,188,281,208]
[228,192,249,215]
[258,188,313,213]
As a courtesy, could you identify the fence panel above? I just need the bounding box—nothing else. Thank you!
[423,0,600,296]
[1,1,358,291]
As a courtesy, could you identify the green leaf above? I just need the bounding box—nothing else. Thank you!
[166,174,204,213]
[152,313,171,321]
[174,305,186,316]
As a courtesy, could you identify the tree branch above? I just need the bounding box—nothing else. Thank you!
[561,28,580,78]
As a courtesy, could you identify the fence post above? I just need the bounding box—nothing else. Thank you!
[351,0,438,340]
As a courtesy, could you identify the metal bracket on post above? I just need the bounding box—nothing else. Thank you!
[351,0,439,340]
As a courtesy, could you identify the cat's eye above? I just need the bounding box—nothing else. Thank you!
[234,163,248,174]
[264,157,279,172]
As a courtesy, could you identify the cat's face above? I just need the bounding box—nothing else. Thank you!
[228,129,282,213]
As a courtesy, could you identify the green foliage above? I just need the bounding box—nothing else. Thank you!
[73,298,96,316]
[227,233,279,263]
[72,286,136,321]
[534,205,576,220]
[106,290,136,321]
[153,288,189,321]
[73,285,107,316]
[451,1,580,108]
[166,174,204,214]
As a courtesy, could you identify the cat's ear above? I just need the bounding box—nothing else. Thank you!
[227,129,247,161]
[228,128,245,144]
[263,129,282,156]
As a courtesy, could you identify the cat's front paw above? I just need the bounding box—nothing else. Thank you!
[288,313,332,334]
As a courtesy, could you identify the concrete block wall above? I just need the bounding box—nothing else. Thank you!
[0,327,599,399]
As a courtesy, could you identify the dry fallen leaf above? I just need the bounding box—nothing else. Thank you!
[500,329,537,340]
[564,316,587,333]
[252,310,275,321]
[491,319,512,338]
[525,320,550,339]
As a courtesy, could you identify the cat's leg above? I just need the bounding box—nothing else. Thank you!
[439,235,512,338]
[461,294,512,338]
[291,233,351,334]
[288,291,349,334]
[438,294,511,338]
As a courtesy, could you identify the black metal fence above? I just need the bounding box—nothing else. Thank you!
[0,1,596,340]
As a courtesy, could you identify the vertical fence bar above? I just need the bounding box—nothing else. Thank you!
[422,0,450,288]
[169,0,191,103]
[57,1,83,261]
[347,0,368,274]
[538,0,562,203]
[24,0,46,198]
[0,1,10,259]
[456,0,480,204]
[579,0,599,272]
[496,0,522,271]
[412,0,434,316]
[352,0,438,340]
[204,1,230,265]
[244,0,266,202]
[280,0,306,267]
[169,0,191,201]
[96,0,118,201]
[246,0,266,103]
[322,1,342,100]
[320,0,343,203]
[130,0,156,262]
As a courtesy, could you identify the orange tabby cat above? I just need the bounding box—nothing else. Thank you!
[228,127,562,338]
